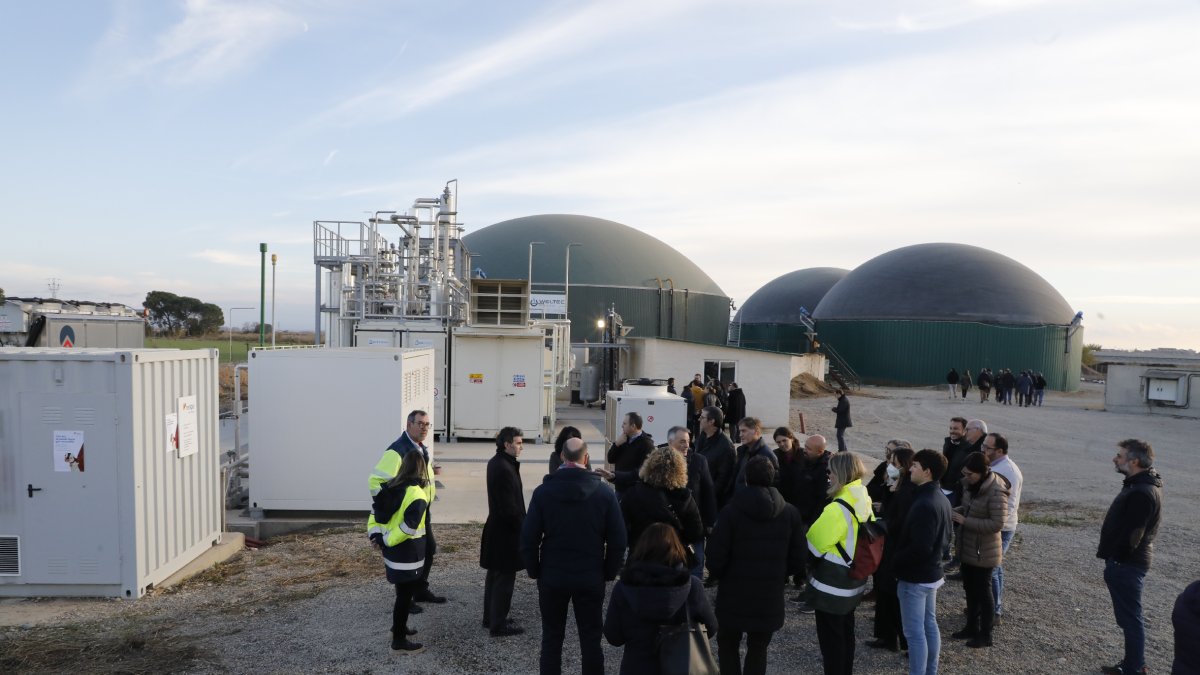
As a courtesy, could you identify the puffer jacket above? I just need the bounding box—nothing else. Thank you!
[958,472,1008,568]
[603,562,718,675]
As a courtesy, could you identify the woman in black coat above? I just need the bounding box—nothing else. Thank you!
[604,523,717,675]
[480,427,527,634]
[707,456,806,675]
[621,448,704,551]
[869,446,916,653]
[548,425,585,472]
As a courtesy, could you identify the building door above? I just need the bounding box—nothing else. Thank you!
[19,393,120,584]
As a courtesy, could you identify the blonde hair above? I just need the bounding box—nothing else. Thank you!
[826,452,866,496]
[638,447,688,490]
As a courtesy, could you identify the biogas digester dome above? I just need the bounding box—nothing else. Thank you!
[812,243,1082,391]
[462,215,731,344]
[734,267,849,353]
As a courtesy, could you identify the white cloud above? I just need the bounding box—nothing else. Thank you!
[323,149,339,166]
[192,249,261,267]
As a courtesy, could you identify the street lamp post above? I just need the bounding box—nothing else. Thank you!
[259,243,268,346]
[271,254,278,347]
[228,307,255,363]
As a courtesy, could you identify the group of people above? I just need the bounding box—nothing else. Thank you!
[946,367,1047,406]
[670,373,747,442]
[363,405,1174,675]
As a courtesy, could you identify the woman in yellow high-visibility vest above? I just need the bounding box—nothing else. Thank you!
[369,450,430,654]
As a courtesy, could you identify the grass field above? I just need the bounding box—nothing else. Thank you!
[147,333,315,363]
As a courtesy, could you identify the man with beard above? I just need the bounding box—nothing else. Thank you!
[939,417,973,571]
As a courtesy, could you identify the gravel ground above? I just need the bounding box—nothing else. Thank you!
[2,384,1195,674]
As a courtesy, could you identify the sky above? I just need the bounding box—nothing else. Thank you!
[2,0,1198,351]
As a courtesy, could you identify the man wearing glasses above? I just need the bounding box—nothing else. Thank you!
[368,410,448,611]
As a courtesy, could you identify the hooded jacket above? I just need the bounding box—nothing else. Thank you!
[603,562,718,675]
[805,479,874,615]
[1096,469,1163,569]
[520,467,627,589]
[705,485,805,632]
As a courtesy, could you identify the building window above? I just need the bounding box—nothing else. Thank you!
[704,360,737,386]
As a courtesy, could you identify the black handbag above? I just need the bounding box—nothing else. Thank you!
[657,596,718,675]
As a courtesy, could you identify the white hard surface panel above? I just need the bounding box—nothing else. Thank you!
[450,335,544,439]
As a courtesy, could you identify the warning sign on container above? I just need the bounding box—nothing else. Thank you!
[469,373,484,383]
[513,374,526,388]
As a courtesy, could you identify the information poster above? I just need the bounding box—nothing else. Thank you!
[53,430,85,472]
[165,413,178,454]
[177,395,198,458]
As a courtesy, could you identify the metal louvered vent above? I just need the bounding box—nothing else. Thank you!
[0,536,19,575]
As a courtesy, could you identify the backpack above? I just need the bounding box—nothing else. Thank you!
[832,498,886,581]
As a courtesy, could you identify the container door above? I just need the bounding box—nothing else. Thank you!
[498,337,543,438]
[451,336,501,434]
[19,393,120,584]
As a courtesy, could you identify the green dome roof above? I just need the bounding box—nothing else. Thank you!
[463,214,726,296]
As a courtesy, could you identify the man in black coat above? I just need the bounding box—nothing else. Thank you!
[726,383,747,442]
[892,449,953,675]
[695,406,737,509]
[707,456,806,675]
[795,434,832,526]
[606,412,655,495]
[521,438,627,675]
[946,368,959,399]
[480,426,527,637]
[1097,439,1163,675]
[733,417,779,494]
[940,417,975,570]
[832,389,852,452]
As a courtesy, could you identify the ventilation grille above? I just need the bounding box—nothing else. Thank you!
[41,407,64,424]
[74,407,98,425]
[0,536,19,575]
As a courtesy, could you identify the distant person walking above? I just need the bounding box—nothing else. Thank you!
[603,523,717,675]
[960,370,972,400]
[707,456,805,675]
[999,369,1015,405]
[521,437,627,675]
[369,450,431,653]
[977,368,992,402]
[950,452,1008,649]
[893,449,953,675]
[726,382,747,442]
[480,427,527,637]
[1016,371,1033,407]
[1097,439,1163,675]
[945,368,959,399]
[832,389,852,452]
[1033,372,1047,406]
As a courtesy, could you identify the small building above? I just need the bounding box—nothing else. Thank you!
[1095,349,1200,419]
[624,337,826,431]
[1,298,144,348]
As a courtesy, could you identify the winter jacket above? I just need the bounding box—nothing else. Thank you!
[879,478,916,576]
[977,371,992,388]
[607,433,656,476]
[774,448,806,510]
[805,479,873,615]
[1173,580,1200,675]
[726,387,747,429]
[706,485,805,633]
[939,436,973,497]
[621,482,705,549]
[990,456,1023,531]
[1096,469,1163,569]
[370,479,429,584]
[684,451,718,528]
[796,451,832,525]
[832,394,852,429]
[866,460,890,505]
[603,562,718,675]
[521,467,627,589]
[695,430,736,508]
[946,369,959,385]
[892,481,952,584]
[1034,374,1047,391]
[733,437,779,493]
[480,450,526,572]
[957,472,1008,568]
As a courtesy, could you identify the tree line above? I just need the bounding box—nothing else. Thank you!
[143,291,223,336]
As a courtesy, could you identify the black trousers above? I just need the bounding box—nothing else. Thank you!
[392,580,420,634]
[483,568,516,628]
[815,609,856,675]
[716,629,773,675]
[961,563,995,639]
[836,427,848,452]
[872,574,906,648]
[418,518,435,591]
[537,581,605,675]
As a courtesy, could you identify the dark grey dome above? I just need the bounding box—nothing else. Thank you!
[813,243,1075,325]
[735,268,849,324]
[463,214,725,296]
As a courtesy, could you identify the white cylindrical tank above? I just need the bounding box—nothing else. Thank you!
[579,363,601,403]
[0,348,222,599]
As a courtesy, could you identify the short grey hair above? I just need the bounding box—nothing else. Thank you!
[965,419,988,434]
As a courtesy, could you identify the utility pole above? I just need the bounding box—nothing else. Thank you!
[259,243,267,346]
[271,253,278,346]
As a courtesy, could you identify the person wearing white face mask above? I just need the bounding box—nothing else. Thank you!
[867,445,917,653]
[866,440,912,513]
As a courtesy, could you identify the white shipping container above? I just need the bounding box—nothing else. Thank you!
[0,348,221,599]
[248,347,434,511]
[450,329,546,442]
[604,383,687,450]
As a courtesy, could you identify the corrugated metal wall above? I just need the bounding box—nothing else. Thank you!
[565,285,730,345]
[815,320,1082,391]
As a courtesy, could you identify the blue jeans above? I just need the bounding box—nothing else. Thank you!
[898,580,941,675]
[991,529,1015,614]
[1104,559,1147,672]
[690,539,706,579]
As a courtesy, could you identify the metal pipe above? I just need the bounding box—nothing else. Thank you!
[527,241,545,294]
[259,243,268,346]
[565,242,582,317]
[271,254,277,346]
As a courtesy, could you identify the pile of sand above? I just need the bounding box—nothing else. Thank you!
[790,372,835,398]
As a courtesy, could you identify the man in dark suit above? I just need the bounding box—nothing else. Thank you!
[480,426,527,637]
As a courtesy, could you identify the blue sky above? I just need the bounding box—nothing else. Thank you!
[2,0,1198,350]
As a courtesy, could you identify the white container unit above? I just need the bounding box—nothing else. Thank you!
[248,347,434,511]
[354,320,449,437]
[604,382,687,448]
[0,348,221,599]
[450,328,546,442]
